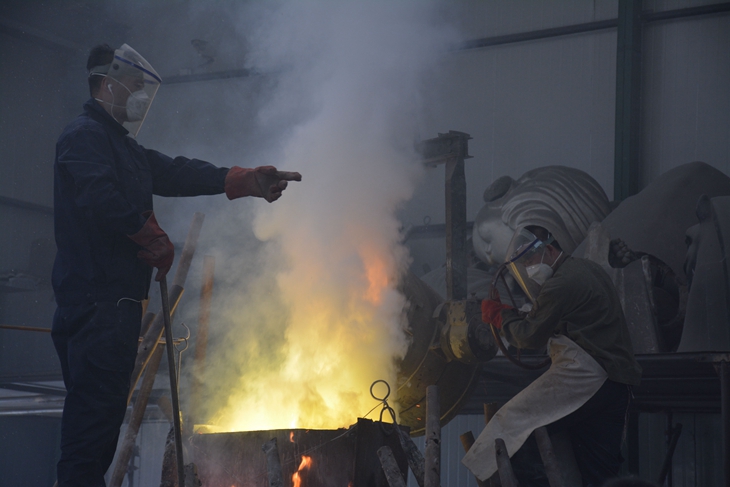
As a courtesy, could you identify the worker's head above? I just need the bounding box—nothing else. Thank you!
[87,43,162,137]
[504,225,565,303]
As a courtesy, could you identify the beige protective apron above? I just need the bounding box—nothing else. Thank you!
[462,334,608,481]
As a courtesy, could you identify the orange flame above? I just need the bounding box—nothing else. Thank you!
[290,431,295,443]
[361,247,389,305]
[292,455,313,487]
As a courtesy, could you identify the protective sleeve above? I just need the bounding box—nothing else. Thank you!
[500,277,566,350]
[56,127,146,235]
[145,149,229,197]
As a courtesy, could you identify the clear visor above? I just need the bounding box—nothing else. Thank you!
[504,228,553,304]
[92,44,161,137]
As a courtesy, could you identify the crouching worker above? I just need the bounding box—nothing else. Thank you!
[462,225,641,487]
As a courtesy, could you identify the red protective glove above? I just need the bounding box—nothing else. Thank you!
[127,211,174,282]
[481,299,512,329]
[225,166,302,202]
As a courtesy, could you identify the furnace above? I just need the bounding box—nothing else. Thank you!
[190,418,409,487]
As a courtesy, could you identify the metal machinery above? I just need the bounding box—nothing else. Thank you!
[394,132,498,436]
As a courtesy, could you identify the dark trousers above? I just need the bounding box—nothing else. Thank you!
[512,379,631,487]
[52,300,142,487]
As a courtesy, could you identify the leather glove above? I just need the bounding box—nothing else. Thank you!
[127,211,174,282]
[225,166,302,202]
[481,299,512,329]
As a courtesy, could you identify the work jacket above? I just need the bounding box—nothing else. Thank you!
[500,256,642,385]
[52,99,229,306]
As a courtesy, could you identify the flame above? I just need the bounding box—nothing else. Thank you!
[290,431,295,443]
[292,455,313,487]
[208,234,410,432]
[200,4,425,432]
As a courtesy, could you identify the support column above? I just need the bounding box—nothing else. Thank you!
[614,0,643,201]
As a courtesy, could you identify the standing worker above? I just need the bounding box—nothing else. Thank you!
[463,225,641,487]
[51,44,301,487]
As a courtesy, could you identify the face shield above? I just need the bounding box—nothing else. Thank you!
[504,228,555,304]
[90,44,161,137]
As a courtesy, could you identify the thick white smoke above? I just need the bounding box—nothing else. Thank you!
[196,0,459,431]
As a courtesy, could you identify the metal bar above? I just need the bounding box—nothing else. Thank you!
[534,427,565,487]
[460,431,489,487]
[0,324,51,333]
[425,385,441,487]
[458,3,730,52]
[396,428,425,487]
[720,361,730,487]
[160,277,186,487]
[643,2,730,23]
[0,195,53,216]
[378,446,408,487]
[0,382,66,396]
[460,19,617,50]
[189,255,214,428]
[614,0,643,201]
[656,422,682,486]
[627,410,640,474]
[494,438,518,487]
[127,212,204,403]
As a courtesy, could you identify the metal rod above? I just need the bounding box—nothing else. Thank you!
[494,438,518,487]
[534,426,565,487]
[109,344,165,487]
[0,324,51,333]
[614,0,643,201]
[396,428,425,487]
[459,431,489,487]
[425,385,441,487]
[643,2,730,23]
[458,3,730,52]
[378,446,407,487]
[160,277,186,487]
[190,255,215,429]
[657,423,683,486]
[722,361,730,487]
[460,19,617,50]
[127,212,205,403]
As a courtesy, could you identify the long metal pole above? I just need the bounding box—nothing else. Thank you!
[722,361,730,487]
[160,277,185,487]
[425,385,441,487]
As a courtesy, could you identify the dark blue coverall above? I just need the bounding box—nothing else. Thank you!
[52,99,229,486]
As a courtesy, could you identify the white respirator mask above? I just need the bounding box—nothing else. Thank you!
[117,83,151,122]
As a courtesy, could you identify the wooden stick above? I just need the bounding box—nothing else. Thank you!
[378,446,407,487]
[425,385,441,487]
[189,255,214,428]
[262,438,284,487]
[109,343,165,487]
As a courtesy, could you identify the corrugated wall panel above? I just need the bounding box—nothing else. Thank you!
[640,13,730,187]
